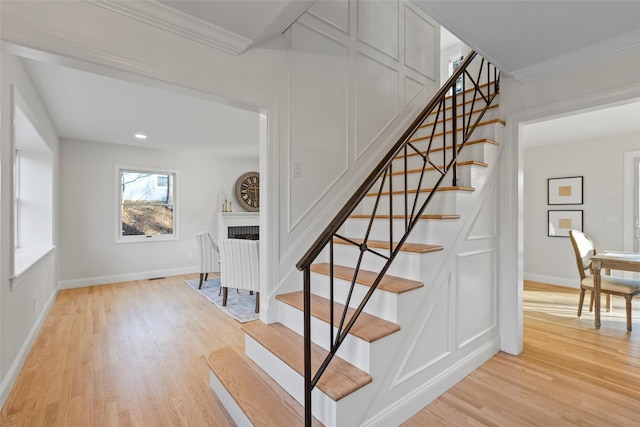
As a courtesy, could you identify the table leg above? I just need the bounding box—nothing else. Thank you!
[592,259,602,329]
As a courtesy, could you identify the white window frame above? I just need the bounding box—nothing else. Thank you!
[115,166,179,243]
[10,86,55,285]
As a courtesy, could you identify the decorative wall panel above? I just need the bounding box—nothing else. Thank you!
[457,249,496,347]
[467,187,497,240]
[289,24,350,226]
[357,0,399,59]
[394,274,452,385]
[308,0,350,34]
[404,4,436,79]
[404,75,424,106]
[355,52,400,158]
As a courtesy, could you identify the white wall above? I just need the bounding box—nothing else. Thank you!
[524,134,639,287]
[0,52,59,407]
[1,0,441,323]
[58,139,258,288]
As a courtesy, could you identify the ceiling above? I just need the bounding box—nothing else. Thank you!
[22,57,261,157]
[16,1,640,154]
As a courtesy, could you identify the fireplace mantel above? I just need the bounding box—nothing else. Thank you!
[218,212,259,240]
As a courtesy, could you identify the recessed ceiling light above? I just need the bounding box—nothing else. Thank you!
[134,133,147,140]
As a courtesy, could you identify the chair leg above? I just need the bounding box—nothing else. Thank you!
[223,287,228,306]
[198,273,205,289]
[626,296,632,333]
[255,292,260,313]
[204,273,209,282]
[578,288,586,317]
[606,294,611,312]
[589,290,594,312]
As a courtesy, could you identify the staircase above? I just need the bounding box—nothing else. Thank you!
[208,52,502,426]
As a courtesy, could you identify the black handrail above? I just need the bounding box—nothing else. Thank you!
[296,50,500,426]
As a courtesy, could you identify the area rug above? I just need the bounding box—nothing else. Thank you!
[186,278,259,323]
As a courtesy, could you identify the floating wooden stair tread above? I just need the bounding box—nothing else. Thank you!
[366,185,474,197]
[243,321,372,401]
[422,104,499,128]
[409,119,505,144]
[349,213,460,220]
[386,160,488,176]
[394,138,499,160]
[207,346,322,426]
[311,262,423,294]
[276,291,400,342]
[334,236,443,254]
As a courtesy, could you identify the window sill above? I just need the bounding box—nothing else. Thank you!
[115,234,178,244]
[11,245,56,289]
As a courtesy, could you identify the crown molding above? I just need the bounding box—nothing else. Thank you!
[86,0,253,55]
[511,29,640,83]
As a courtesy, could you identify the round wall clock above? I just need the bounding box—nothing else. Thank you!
[235,171,260,212]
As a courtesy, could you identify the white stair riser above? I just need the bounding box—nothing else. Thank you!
[343,217,460,246]
[244,335,338,427]
[392,142,496,172]
[278,301,372,372]
[411,119,500,142]
[360,189,473,215]
[372,164,478,194]
[331,244,423,281]
[310,272,400,323]
[209,372,253,427]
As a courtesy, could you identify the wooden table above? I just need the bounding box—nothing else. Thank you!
[590,252,640,328]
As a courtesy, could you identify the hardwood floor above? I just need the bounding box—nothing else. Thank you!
[0,274,239,427]
[1,277,639,426]
[403,281,640,426]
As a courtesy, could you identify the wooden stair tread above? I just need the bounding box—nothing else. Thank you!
[422,104,500,127]
[276,291,400,343]
[310,262,423,294]
[349,213,460,220]
[207,346,323,426]
[417,117,505,131]
[395,138,500,160]
[333,236,443,254]
[386,160,488,176]
[242,322,372,402]
[366,185,474,197]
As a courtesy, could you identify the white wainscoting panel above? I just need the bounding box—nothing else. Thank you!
[456,249,497,348]
[357,0,399,60]
[404,4,436,79]
[467,188,497,240]
[404,75,425,106]
[356,52,400,158]
[308,0,350,34]
[289,23,350,226]
[393,273,452,385]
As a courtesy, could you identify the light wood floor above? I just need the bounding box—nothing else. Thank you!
[1,277,639,426]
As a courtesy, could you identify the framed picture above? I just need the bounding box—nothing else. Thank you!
[548,210,583,237]
[548,176,583,205]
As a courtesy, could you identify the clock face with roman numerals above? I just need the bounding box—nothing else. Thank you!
[235,172,260,212]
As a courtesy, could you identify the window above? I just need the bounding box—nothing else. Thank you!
[11,87,54,280]
[117,167,177,242]
[449,56,464,93]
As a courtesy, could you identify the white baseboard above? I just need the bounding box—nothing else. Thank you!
[523,273,579,289]
[361,336,501,426]
[58,265,197,289]
[0,287,58,409]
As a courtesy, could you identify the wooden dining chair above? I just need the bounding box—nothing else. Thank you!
[569,229,640,332]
